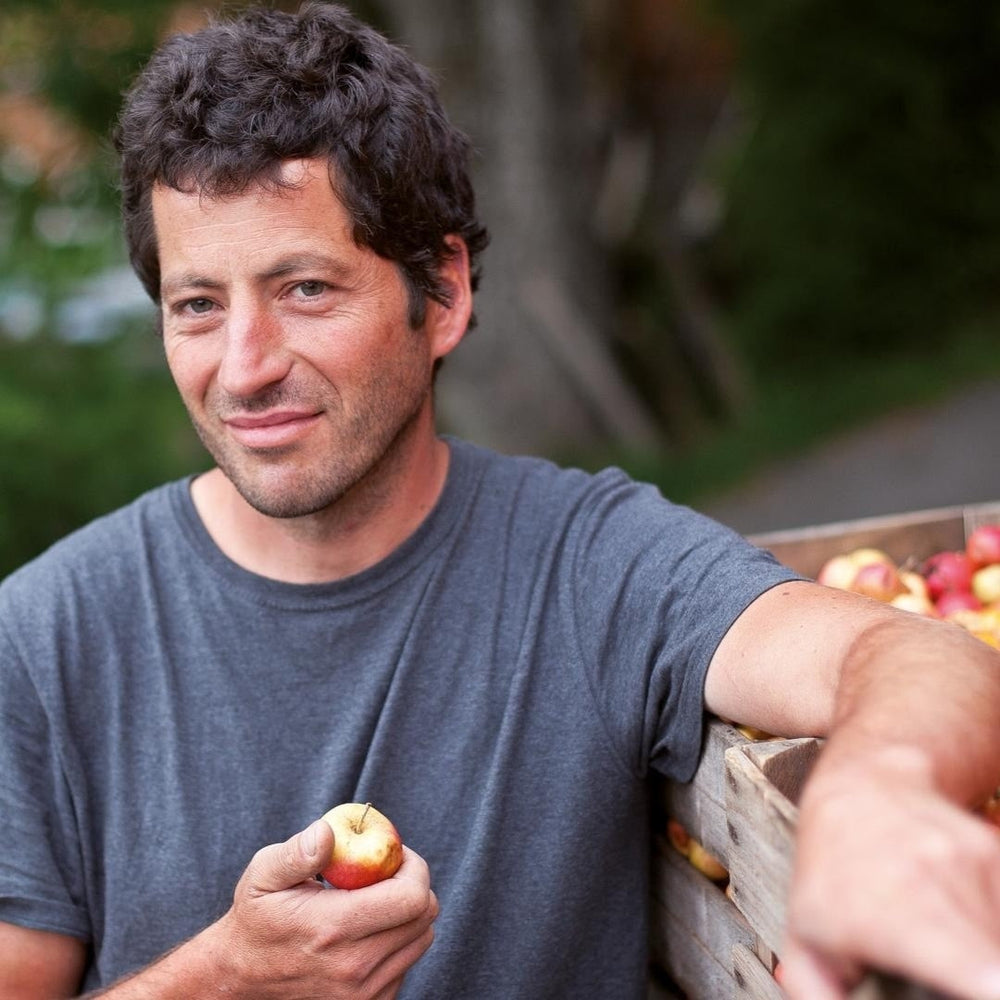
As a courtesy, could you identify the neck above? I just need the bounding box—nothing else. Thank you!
[190,419,450,584]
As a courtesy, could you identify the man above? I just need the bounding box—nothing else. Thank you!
[2,5,1000,999]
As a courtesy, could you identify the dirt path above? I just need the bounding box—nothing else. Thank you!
[701,378,1000,535]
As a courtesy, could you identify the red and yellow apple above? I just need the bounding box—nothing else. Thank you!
[813,524,1000,645]
[319,802,403,890]
[816,547,898,596]
[687,840,729,882]
[851,560,907,602]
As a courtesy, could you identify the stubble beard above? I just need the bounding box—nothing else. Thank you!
[188,376,430,521]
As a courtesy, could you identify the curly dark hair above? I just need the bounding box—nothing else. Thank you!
[114,2,488,329]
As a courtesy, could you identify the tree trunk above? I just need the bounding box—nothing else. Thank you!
[379,0,663,457]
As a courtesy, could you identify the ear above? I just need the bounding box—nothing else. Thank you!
[425,235,473,362]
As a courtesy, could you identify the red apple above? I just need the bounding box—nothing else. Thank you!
[320,802,403,890]
[966,525,1000,569]
[935,589,983,618]
[666,818,691,857]
[922,550,975,600]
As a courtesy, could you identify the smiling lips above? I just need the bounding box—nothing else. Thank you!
[223,410,321,449]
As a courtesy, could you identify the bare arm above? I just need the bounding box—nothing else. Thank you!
[4,820,437,1000]
[706,579,1000,999]
[0,923,86,999]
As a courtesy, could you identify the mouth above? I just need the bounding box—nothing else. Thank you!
[222,410,322,449]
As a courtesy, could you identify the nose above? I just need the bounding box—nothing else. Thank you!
[217,301,292,399]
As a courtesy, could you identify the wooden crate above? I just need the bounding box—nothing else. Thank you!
[648,500,1000,999]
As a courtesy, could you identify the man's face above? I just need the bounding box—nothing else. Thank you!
[153,159,441,519]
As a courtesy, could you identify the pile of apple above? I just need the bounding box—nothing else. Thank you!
[665,817,729,884]
[815,523,1000,648]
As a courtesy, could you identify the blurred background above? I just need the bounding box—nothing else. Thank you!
[2,0,1000,578]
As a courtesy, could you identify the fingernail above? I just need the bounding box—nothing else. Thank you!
[303,820,320,859]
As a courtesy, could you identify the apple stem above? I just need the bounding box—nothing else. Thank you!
[355,802,372,834]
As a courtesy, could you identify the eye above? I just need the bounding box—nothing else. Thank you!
[184,298,215,315]
[295,280,328,298]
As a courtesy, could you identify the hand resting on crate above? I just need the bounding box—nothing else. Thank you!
[705,578,1000,1000]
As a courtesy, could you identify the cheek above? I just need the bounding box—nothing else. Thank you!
[164,340,213,404]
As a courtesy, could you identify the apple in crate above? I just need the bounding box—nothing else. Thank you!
[922,550,975,600]
[966,524,1000,569]
[817,548,897,594]
[852,560,907,602]
[320,802,403,889]
[936,590,983,618]
[687,840,729,882]
[972,564,1000,605]
[665,818,691,857]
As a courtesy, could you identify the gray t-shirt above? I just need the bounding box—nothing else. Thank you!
[0,438,797,997]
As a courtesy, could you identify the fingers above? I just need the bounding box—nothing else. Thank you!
[330,894,438,996]
[779,937,854,1000]
[317,847,437,941]
[242,819,334,896]
[784,799,1000,1000]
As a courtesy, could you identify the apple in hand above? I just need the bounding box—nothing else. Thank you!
[320,802,403,890]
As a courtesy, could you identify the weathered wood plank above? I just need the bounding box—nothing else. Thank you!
[723,738,820,957]
[732,942,783,1000]
[656,718,749,867]
[652,838,755,978]
[749,499,1000,578]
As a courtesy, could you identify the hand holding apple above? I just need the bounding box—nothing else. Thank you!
[320,802,404,890]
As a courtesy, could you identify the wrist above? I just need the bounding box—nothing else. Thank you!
[801,740,937,812]
[90,917,243,998]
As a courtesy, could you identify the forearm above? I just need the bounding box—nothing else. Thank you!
[809,612,1000,808]
[83,921,236,999]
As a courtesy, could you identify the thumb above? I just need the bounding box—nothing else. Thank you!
[244,819,334,896]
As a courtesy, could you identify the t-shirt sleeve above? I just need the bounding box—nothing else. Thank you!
[567,471,802,783]
[0,615,91,941]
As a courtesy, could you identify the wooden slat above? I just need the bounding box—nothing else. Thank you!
[723,738,817,957]
[732,942,783,1000]
[651,844,752,998]
[750,507,967,577]
[750,499,1000,578]
[656,717,749,867]
[652,840,756,971]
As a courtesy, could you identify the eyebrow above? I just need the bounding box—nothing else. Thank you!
[159,252,355,298]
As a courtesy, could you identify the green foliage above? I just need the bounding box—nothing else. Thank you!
[0,335,206,580]
[708,0,1000,372]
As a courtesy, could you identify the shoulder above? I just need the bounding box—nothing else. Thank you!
[449,437,729,544]
[0,479,188,622]
[448,436,648,517]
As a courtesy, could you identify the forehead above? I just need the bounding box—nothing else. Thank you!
[151,158,355,270]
